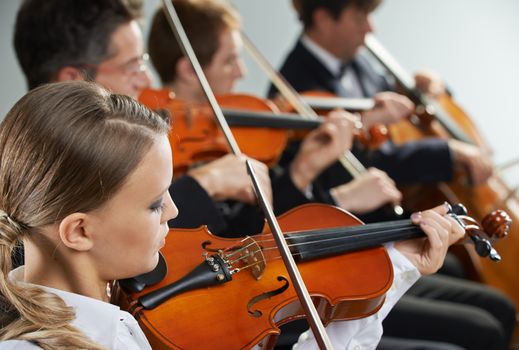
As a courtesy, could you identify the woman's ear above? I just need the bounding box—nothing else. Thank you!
[58,213,93,251]
[55,66,88,82]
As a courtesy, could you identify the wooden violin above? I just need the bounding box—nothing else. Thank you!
[140,88,379,174]
[117,203,510,350]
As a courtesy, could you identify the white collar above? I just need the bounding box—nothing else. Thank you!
[301,34,343,77]
[9,267,122,349]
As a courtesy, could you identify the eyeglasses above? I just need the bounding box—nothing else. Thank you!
[80,53,150,77]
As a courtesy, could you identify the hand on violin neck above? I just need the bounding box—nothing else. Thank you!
[395,204,465,275]
[329,168,402,214]
[448,140,493,186]
[361,92,414,127]
[187,154,272,205]
[289,110,355,191]
[414,70,446,98]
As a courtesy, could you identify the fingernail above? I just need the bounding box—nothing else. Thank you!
[411,212,422,221]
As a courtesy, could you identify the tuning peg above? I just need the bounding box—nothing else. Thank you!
[449,203,468,216]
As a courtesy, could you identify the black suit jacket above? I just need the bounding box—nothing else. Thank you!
[270,39,453,186]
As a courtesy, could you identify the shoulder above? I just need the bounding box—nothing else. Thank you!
[0,340,41,350]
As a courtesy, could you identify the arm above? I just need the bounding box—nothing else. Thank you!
[289,110,356,191]
[188,154,272,206]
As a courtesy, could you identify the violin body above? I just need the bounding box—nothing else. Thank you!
[139,88,288,173]
[118,204,392,349]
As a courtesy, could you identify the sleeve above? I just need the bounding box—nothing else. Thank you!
[356,139,454,185]
[292,243,420,350]
[270,166,313,216]
[167,175,227,234]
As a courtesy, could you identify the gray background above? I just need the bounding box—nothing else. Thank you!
[1,0,519,183]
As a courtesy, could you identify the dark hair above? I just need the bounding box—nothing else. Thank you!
[0,81,169,348]
[295,0,381,28]
[148,0,240,85]
[14,0,136,90]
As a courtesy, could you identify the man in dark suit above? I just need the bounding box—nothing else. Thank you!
[271,1,515,349]
[271,0,492,189]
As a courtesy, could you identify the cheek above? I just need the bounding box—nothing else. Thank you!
[95,74,134,97]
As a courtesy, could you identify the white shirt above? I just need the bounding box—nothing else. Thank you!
[301,35,365,98]
[292,243,420,350]
[0,267,152,350]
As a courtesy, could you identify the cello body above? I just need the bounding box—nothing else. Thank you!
[392,94,519,304]
[364,33,519,305]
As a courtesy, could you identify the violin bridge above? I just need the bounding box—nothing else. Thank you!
[240,236,266,280]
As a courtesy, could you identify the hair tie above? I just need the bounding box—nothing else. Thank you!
[0,209,23,232]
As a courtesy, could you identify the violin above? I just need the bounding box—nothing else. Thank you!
[117,203,510,350]
[139,88,379,174]
[364,33,519,305]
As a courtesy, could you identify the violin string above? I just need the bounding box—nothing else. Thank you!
[224,223,420,271]
[258,224,419,254]
[228,224,414,273]
[251,221,415,248]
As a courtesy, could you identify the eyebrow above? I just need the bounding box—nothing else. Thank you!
[151,182,173,202]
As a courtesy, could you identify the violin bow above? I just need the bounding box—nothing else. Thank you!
[160,1,334,348]
[240,31,404,216]
[363,33,475,145]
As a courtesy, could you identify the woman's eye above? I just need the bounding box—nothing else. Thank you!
[150,201,166,213]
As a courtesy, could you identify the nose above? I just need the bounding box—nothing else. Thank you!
[234,58,247,80]
[365,14,374,34]
[162,191,179,223]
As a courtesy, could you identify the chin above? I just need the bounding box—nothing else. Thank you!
[144,252,160,273]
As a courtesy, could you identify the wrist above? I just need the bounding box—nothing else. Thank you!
[289,158,316,192]
[330,184,356,212]
[187,166,218,199]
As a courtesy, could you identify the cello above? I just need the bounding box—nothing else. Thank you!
[364,33,519,305]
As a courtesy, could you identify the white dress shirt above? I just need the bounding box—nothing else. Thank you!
[301,35,365,98]
[0,267,152,350]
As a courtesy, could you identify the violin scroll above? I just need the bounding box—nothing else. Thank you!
[447,203,512,261]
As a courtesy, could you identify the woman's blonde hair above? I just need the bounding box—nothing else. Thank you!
[0,81,169,349]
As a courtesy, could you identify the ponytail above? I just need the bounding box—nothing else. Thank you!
[0,213,105,349]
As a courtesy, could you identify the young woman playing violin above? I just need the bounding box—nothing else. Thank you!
[0,84,466,350]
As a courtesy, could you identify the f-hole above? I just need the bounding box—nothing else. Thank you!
[247,276,290,318]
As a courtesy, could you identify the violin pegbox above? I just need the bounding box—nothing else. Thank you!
[447,203,512,262]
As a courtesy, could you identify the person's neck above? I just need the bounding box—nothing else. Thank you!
[23,235,109,302]
[304,30,353,63]
[165,80,206,104]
